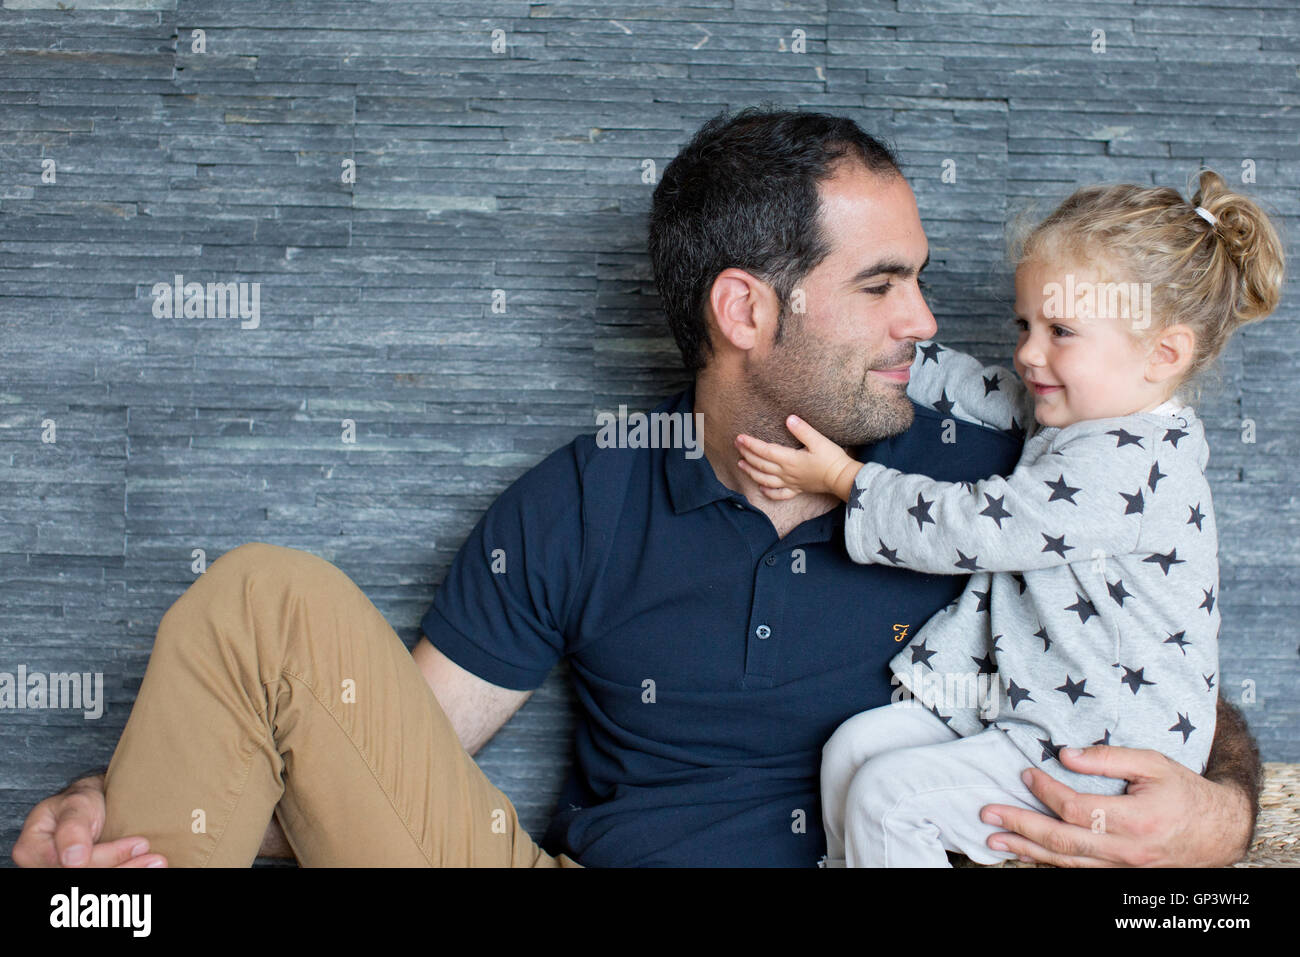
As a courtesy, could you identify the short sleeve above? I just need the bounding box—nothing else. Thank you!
[420,441,586,691]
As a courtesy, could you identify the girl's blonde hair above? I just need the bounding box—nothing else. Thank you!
[1011,170,1285,405]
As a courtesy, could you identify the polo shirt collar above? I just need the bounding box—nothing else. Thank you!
[664,381,737,515]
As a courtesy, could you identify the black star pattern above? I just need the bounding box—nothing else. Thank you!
[982,372,1002,395]
[1120,488,1145,515]
[1107,427,1145,449]
[1038,735,1063,762]
[1187,503,1205,530]
[1169,712,1196,744]
[1106,578,1134,606]
[1092,729,1112,746]
[910,639,938,670]
[1120,665,1156,694]
[980,493,1013,527]
[971,653,997,675]
[919,341,944,365]
[848,482,868,514]
[1044,474,1082,504]
[1055,675,1095,705]
[1008,418,1027,443]
[1143,548,1186,576]
[1065,593,1099,624]
[1041,532,1074,559]
[933,389,955,417]
[1199,586,1216,615]
[954,549,984,572]
[927,702,953,727]
[991,633,1003,651]
[1203,672,1216,692]
[1034,625,1051,652]
[876,540,903,565]
[1011,572,1027,594]
[973,588,992,613]
[1147,460,1167,492]
[1163,630,1190,655]
[907,492,936,532]
[1163,426,1188,448]
[1007,679,1034,709]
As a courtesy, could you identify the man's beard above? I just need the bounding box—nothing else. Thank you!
[743,304,916,449]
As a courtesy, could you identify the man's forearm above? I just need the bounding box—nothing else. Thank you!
[1203,695,1263,862]
[257,814,294,859]
[62,766,109,795]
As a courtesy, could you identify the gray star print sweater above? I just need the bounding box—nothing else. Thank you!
[847,340,1220,795]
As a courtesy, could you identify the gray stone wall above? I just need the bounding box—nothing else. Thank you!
[1,0,1296,860]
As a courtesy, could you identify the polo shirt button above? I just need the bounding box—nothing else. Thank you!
[764,554,777,566]
[756,624,771,639]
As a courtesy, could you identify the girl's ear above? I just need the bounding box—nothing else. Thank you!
[1144,323,1196,386]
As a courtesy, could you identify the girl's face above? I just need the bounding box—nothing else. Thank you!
[1012,256,1164,428]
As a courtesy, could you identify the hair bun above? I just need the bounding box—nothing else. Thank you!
[1191,169,1285,323]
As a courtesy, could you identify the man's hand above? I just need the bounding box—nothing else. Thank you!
[11,775,167,868]
[978,744,1251,867]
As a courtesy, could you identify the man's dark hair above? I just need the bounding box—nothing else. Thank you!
[648,106,903,373]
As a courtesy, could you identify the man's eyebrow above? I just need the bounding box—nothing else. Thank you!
[847,252,931,286]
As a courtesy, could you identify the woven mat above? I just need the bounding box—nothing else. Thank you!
[1237,762,1299,867]
[952,762,1298,868]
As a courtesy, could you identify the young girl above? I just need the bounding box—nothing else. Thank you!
[734,170,1284,867]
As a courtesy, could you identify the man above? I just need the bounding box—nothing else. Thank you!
[14,107,1259,868]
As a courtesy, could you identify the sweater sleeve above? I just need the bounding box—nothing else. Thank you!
[845,421,1156,573]
[906,339,1036,438]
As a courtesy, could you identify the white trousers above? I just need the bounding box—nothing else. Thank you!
[820,700,1056,867]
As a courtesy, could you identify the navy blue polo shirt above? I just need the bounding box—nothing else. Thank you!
[420,383,1023,867]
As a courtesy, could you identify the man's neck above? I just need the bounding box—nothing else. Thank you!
[693,371,845,537]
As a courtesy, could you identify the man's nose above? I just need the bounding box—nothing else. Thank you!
[904,282,938,341]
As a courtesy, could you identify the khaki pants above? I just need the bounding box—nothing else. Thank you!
[102,542,582,868]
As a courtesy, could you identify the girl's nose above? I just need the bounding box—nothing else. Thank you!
[1016,331,1045,368]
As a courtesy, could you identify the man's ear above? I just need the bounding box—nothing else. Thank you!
[707,268,780,355]
[1144,322,1196,387]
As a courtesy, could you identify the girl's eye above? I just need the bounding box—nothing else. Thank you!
[863,282,892,296]
[1012,317,1073,338]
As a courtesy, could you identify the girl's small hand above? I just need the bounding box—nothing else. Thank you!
[735,415,858,501]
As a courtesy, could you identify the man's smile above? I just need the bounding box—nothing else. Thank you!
[870,366,911,382]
